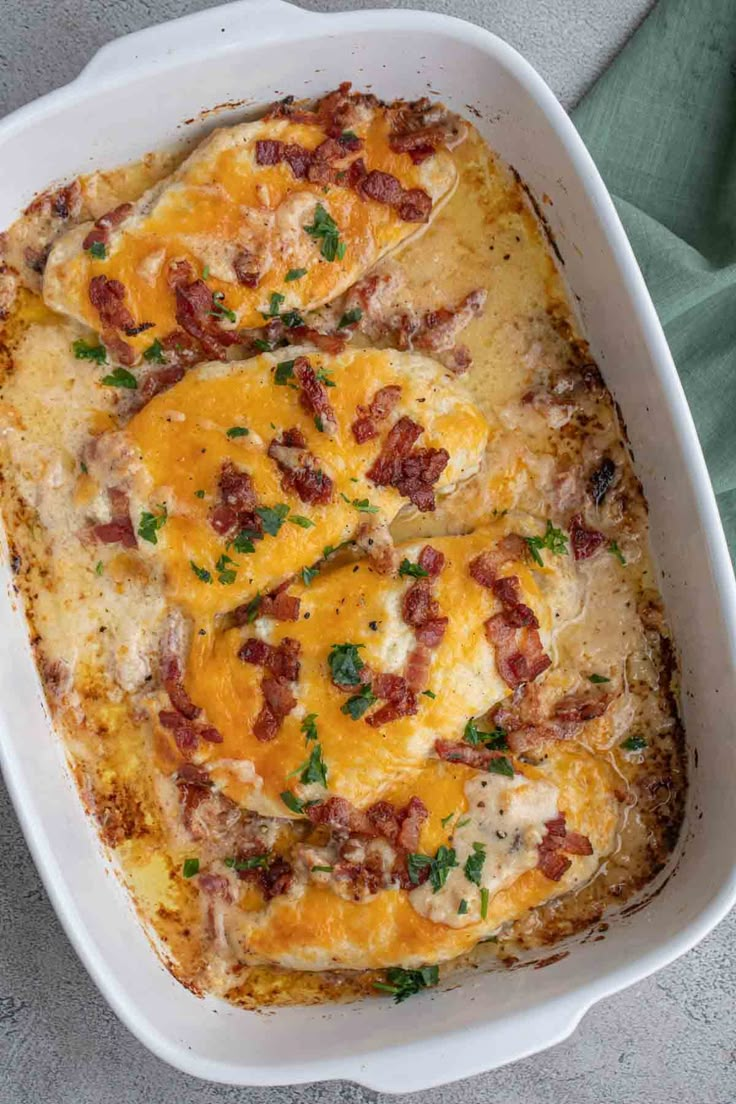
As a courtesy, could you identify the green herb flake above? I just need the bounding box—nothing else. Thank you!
[311,865,334,873]
[304,203,346,262]
[341,130,359,142]
[328,642,365,686]
[314,414,325,433]
[138,504,168,545]
[280,789,312,815]
[407,845,458,893]
[232,529,260,554]
[215,553,238,585]
[274,359,296,385]
[487,756,514,778]
[480,887,490,920]
[457,899,469,915]
[254,338,272,353]
[301,713,318,742]
[525,519,568,566]
[86,240,107,260]
[256,503,290,536]
[440,812,455,828]
[373,965,439,1004]
[422,689,437,699]
[72,339,107,365]
[337,307,362,330]
[243,593,262,623]
[609,540,627,566]
[341,683,377,721]
[182,858,200,878]
[234,854,268,871]
[202,265,211,280]
[299,742,328,787]
[263,291,286,318]
[285,267,307,282]
[280,309,304,328]
[588,673,611,684]
[190,560,212,584]
[302,565,319,586]
[101,366,137,389]
[226,426,249,438]
[143,338,166,364]
[621,734,647,752]
[398,558,429,579]
[464,718,508,750]
[348,497,378,514]
[315,368,336,388]
[289,514,315,529]
[209,291,237,323]
[194,489,206,499]
[95,560,104,576]
[464,842,486,887]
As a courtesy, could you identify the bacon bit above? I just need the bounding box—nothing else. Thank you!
[159,710,222,752]
[563,831,594,856]
[238,636,301,681]
[365,681,417,727]
[233,249,260,288]
[293,356,336,431]
[24,244,51,275]
[198,873,232,900]
[290,325,346,355]
[366,800,401,842]
[537,813,593,880]
[259,591,301,622]
[396,796,429,850]
[553,689,612,724]
[354,520,398,575]
[402,578,449,646]
[469,534,529,588]
[434,739,509,769]
[89,275,136,333]
[82,202,133,251]
[262,675,296,717]
[360,170,404,206]
[101,329,136,366]
[268,428,333,505]
[167,259,194,289]
[418,544,445,577]
[404,289,487,371]
[92,487,136,548]
[24,179,82,221]
[209,461,261,539]
[159,329,201,367]
[367,415,448,511]
[351,384,402,443]
[174,276,241,360]
[538,849,571,881]
[484,574,551,690]
[261,857,294,899]
[162,654,200,720]
[356,169,433,224]
[405,643,432,692]
[255,139,285,165]
[389,99,466,163]
[307,796,374,836]
[135,364,185,407]
[176,764,212,834]
[568,513,606,560]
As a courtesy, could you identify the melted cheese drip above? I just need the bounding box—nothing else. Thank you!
[43,114,459,352]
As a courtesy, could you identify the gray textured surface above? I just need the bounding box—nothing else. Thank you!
[1,1,734,1101]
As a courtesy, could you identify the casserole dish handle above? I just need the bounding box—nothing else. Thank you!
[78,0,316,84]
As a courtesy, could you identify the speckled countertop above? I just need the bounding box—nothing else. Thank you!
[1,2,734,1102]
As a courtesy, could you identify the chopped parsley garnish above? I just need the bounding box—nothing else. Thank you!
[299,743,328,787]
[301,713,318,742]
[314,414,325,433]
[253,338,272,353]
[215,553,238,585]
[209,290,237,323]
[194,489,206,499]
[224,854,268,871]
[621,734,647,752]
[138,504,167,545]
[280,309,304,328]
[182,858,199,878]
[232,529,260,554]
[242,594,261,623]
[487,756,514,778]
[341,130,359,142]
[525,520,569,566]
[302,564,319,586]
[226,426,249,438]
[288,514,315,529]
[328,642,365,686]
[457,899,469,915]
[285,267,307,282]
[464,842,486,886]
[398,558,429,579]
[304,203,346,262]
[407,845,458,893]
[311,864,334,873]
[323,540,352,558]
[190,560,212,584]
[422,689,437,699]
[86,240,107,260]
[143,338,166,364]
[315,368,336,388]
[440,812,455,828]
[588,673,610,684]
[341,683,376,720]
[373,965,439,1004]
[337,307,362,329]
[341,496,378,514]
[95,560,104,576]
[73,338,107,364]
[202,265,210,280]
[480,886,490,920]
[464,718,508,750]
[263,291,286,318]
[609,540,627,565]
[280,790,319,815]
[256,503,290,536]
[274,359,296,385]
[456,817,471,829]
[101,366,137,389]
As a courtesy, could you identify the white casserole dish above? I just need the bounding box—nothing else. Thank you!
[1,0,735,1090]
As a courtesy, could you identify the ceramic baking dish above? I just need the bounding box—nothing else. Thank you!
[1,0,735,1090]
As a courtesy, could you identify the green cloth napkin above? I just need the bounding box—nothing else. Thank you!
[572,0,736,559]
